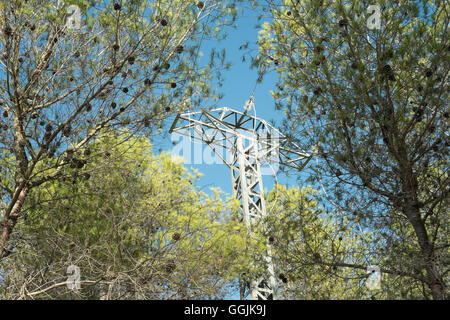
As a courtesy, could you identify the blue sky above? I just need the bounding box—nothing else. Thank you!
[158,6,304,200]
[155,7,306,299]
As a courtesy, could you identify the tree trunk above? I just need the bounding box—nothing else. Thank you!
[0,184,30,260]
[406,205,446,300]
[1,112,31,261]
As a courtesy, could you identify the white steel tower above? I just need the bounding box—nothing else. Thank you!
[169,107,311,300]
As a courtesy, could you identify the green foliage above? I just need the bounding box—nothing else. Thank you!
[265,185,377,299]
[256,0,448,299]
[0,0,250,278]
[0,133,250,299]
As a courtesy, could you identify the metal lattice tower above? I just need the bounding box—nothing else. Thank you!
[169,107,311,300]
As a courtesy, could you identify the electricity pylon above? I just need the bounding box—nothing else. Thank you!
[169,107,311,300]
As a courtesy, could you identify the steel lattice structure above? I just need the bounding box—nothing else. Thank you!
[169,107,311,300]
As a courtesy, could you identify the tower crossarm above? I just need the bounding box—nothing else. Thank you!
[169,107,312,170]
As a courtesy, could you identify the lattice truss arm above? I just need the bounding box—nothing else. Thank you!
[169,107,312,170]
